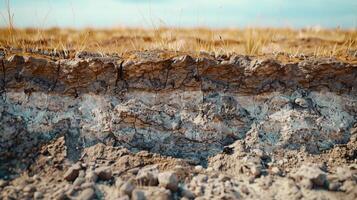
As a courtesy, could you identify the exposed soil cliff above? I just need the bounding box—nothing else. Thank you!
[0,50,356,199]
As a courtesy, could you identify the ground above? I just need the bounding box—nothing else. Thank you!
[0,28,356,200]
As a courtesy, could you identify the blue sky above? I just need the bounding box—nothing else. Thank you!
[0,0,356,28]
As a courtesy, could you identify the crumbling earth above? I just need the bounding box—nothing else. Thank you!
[0,48,356,199]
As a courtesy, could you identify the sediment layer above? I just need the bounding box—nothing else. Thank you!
[0,51,356,199]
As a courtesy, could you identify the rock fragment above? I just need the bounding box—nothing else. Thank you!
[294,98,309,108]
[270,166,281,176]
[158,171,179,191]
[78,188,96,200]
[23,185,36,193]
[136,166,159,186]
[95,167,112,180]
[291,164,327,188]
[85,171,98,182]
[33,191,44,199]
[64,164,82,181]
[0,180,8,187]
[181,188,195,199]
[73,177,85,187]
[120,182,135,196]
[132,188,171,200]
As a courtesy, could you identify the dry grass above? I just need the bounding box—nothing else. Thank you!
[0,0,356,59]
[0,26,356,59]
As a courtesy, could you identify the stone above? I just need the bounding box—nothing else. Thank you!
[33,191,44,199]
[85,171,98,182]
[78,170,86,178]
[292,164,327,188]
[32,175,41,181]
[193,174,208,183]
[115,178,124,187]
[240,185,250,195]
[95,167,112,180]
[250,165,262,177]
[120,182,135,196]
[128,168,140,175]
[132,188,171,200]
[158,171,179,191]
[81,182,95,189]
[336,166,354,181]
[66,187,76,196]
[23,185,36,193]
[300,179,313,190]
[270,167,281,175]
[64,164,82,181]
[328,181,342,191]
[252,148,265,158]
[0,180,8,187]
[53,189,67,200]
[194,165,204,171]
[340,180,356,192]
[78,188,95,200]
[294,98,309,108]
[181,188,195,199]
[118,195,130,200]
[132,189,146,200]
[136,171,158,186]
[73,177,85,187]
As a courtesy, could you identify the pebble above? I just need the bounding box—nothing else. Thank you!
[300,179,313,189]
[85,171,98,182]
[23,185,36,193]
[194,186,204,196]
[32,175,41,181]
[78,170,86,178]
[292,164,327,188]
[127,167,140,175]
[115,177,124,187]
[120,182,135,196]
[132,188,171,200]
[136,171,158,186]
[240,185,250,195]
[34,191,44,199]
[206,167,213,172]
[328,181,342,191]
[53,189,67,200]
[181,188,195,199]
[270,167,281,175]
[340,180,355,192]
[132,189,146,200]
[252,149,265,158]
[95,167,112,180]
[77,188,95,200]
[73,177,85,187]
[81,182,95,189]
[194,174,209,184]
[250,166,262,177]
[158,171,179,191]
[0,179,8,187]
[64,164,82,181]
[218,174,229,182]
[194,165,204,171]
[118,195,130,200]
[294,98,309,108]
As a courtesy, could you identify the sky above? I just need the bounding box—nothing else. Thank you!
[0,0,356,29]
